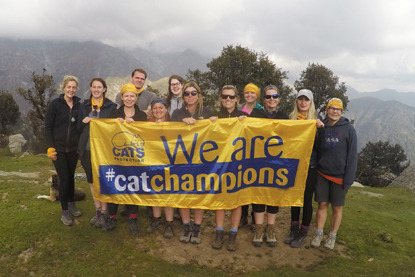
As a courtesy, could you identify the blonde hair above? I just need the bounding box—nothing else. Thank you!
[60,75,79,91]
[289,97,318,120]
[182,81,204,117]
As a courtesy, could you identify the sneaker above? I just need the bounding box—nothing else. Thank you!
[191,224,202,244]
[179,224,192,243]
[265,224,277,247]
[324,234,337,250]
[252,224,264,247]
[290,229,308,248]
[120,205,129,216]
[68,202,81,217]
[212,230,224,249]
[163,221,175,239]
[147,217,162,234]
[128,217,140,235]
[227,231,237,252]
[61,210,73,226]
[311,232,324,248]
[90,210,100,225]
[284,224,299,244]
[102,217,117,231]
[238,216,248,228]
[94,213,107,228]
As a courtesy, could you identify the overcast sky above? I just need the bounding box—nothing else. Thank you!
[1,0,414,92]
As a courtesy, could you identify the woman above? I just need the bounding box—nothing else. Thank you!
[250,84,288,247]
[238,83,262,228]
[78,78,116,228]
[284,89,324,248]
[171,81,213,244]
[210,85,247,251]
[102,83,147,235]
[45,75,81,226]
[238,83,262,115]
[166,75,185,117]
[146,97,175,239]
[311,98,357,250]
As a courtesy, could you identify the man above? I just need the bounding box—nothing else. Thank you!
[116,68,157,119]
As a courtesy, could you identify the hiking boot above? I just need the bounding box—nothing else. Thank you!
[284,224,300,244]
[102,217,117,231]
[249,216,257,232]
[253,224,264,247]
[265,224,277,247]
[238,216,248,228]
[90,210,100,225]
[163,221,175,239]
[290,229,308,248]
[61,210,73,226]
[311,232,324,248]
[68,202,81,217]
[191,224,202,244]
[324,234,337,250]
[227,231,237,252]
[179,224,192,243]
[212,230,225,249]
[147,217,162,234]
[94,213,107,228]
[120,205,129,216]
[128,217,140,235]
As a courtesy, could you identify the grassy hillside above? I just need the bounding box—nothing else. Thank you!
[1,153,414,276]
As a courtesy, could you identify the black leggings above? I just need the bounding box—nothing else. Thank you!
[53,151,78,210]
[290,167,317,226]
[108,203,138,217]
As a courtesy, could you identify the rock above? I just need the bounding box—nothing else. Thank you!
[389,164,415,193]
[8,134,27,154]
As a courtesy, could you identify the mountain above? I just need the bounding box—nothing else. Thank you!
[347,86,415,108]
[0,38,210,113]
[345,97,415,161]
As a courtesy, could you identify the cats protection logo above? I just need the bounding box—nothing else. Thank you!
[111,131,145,162]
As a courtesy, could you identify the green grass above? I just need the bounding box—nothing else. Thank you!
[1,154,415,276]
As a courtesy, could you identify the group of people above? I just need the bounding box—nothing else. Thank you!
[44,68,357,252]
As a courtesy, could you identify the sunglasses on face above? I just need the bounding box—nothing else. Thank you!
[183,91,198,97]
[264,94,279,99]
[221,94,237,100]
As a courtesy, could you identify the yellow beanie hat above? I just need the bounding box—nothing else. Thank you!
[327,98,343,111]
[243,83,259,96]
[120,83,138,95]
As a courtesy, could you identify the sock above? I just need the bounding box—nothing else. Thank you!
[291,221,300,226]
[316,229,323,235]
[129,213,137,219]
[230,228,238,233]
[216,227,223,231]
[300,224,310,231]
[183,222,190,226]
[329,232,337,237]
[109,215,117,219]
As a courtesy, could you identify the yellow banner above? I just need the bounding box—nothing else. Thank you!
[90,118,316,209]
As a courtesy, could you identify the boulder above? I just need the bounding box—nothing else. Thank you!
[8,134,27,154]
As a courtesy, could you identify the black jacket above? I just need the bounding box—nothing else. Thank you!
[45,94,81,152]
[171,106,213,122]
[109,104,147,121]
[77,98,116,157]
[250,107,288,119]
[214,107,248,118]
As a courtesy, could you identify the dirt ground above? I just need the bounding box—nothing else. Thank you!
[134,207,348,274]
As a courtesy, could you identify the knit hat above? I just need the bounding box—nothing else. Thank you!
[296,89,313,101]
[327,98,343,111]
[120,83,138,95]
[243,83,259,96]
[151,97,167,108]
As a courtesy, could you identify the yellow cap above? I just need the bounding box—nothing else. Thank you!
[120,83,138,95]
[327,98,343,110]
[243,83,259,96]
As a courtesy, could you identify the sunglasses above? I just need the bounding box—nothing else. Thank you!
[92,105,98,117]
[221,94,237,100]
[264,94,279,99]
[183,91,198,97]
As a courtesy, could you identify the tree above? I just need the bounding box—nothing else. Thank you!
[0,91,20,134]
[357,141,410,187]
[294,63,348,113]
[187,45,292,110]
[17,70,57,152]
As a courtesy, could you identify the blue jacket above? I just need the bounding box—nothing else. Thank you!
[316,116,358,190]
